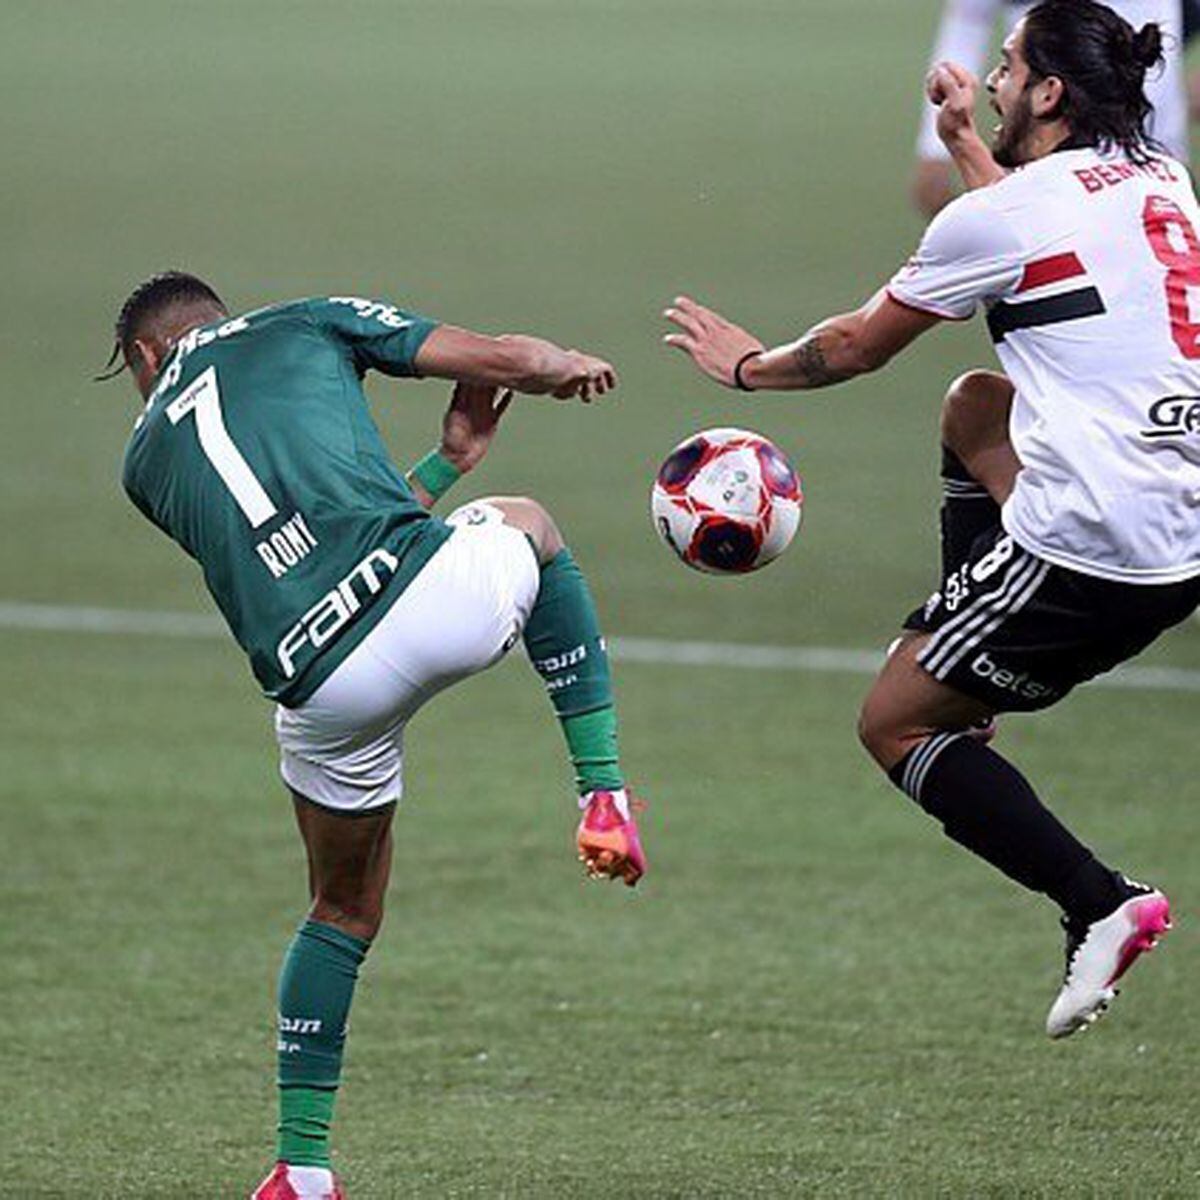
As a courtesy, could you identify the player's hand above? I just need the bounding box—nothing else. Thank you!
[927,60,1006,192]
[663,295,764,389]
[549,351,618,402]
[439,381,512,474]
[927,61,979,148]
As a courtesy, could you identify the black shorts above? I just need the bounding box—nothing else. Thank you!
[903,527,1200,712]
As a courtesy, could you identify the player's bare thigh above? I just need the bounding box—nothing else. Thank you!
[858,634,995,772]
[474,495,564,564]
[942,370,1021,504]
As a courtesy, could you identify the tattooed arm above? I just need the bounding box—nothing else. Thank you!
[664,289,940,391]
[764,323,862,389]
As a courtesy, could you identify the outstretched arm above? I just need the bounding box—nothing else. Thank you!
[415,325,617,403]
[663,290,940,391]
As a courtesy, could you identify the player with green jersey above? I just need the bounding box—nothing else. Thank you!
[123,294,455,704]
[107,271,646,1200]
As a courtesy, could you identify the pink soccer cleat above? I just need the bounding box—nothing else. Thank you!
[1046,885,1172,1039]
[576,788,647,887]
[251,1163,345,1200]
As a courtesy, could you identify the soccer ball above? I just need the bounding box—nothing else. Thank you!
[650,427,803,574]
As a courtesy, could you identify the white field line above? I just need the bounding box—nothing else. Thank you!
[0,602,224,638]
[1,600,1199,694]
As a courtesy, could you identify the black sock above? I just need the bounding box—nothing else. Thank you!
[889,735,1124,921]
[940,447,1001,579]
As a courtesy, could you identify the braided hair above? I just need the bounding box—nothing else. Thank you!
[96,270,226,380]
[1021,0,1167,164]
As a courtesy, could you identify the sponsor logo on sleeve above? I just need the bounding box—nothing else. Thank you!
[329,296,413,331]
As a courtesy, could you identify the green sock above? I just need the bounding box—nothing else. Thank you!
[275,919,369,1167]
[523,548,625,794]
[562,706,623,793]
[278,1087,337,1167]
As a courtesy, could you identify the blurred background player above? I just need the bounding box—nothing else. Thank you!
[1187,0,1200,118]
[911,0,1189,215]
[666,1,1198,1041]
[104,272,646,1200]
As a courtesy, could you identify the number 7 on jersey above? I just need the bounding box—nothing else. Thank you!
[166,366,279,528]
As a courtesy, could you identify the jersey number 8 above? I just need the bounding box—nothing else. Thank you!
[1142,194,1200,360]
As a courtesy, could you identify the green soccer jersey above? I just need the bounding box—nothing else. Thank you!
[122,295,452,706]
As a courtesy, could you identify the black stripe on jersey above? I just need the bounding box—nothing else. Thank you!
[986,287,1106,343]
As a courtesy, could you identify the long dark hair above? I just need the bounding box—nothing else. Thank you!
[1022,0,1166,163]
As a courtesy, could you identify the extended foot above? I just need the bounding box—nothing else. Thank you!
[576,788,647,887]
[1046,884,1171,1039]
[252,1163,345,1200]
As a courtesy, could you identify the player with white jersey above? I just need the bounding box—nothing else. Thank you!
[665,0,1199,1039]
[911,0,1187,214]
[894,147,1200,585]
[105,272,647,1199]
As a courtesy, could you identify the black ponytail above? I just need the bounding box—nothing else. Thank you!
[1131,22,1164,71]
[1023,0,1167,164]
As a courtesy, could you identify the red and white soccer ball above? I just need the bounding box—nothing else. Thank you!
[651,427,803,574]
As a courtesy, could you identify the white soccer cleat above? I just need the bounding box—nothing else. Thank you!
[1046,888,1171,1039]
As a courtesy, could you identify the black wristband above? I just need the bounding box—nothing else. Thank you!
[733,350,761,392]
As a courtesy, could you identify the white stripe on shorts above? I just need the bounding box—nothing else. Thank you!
[941,479,993,499]
[919,549,1038,675]
[927,558,1051,682]
[920,551,1049,680]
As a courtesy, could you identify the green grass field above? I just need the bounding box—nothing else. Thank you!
[3,2,1200,1195]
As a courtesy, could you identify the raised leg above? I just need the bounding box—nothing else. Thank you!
[939,369,1020,504]
[857,638,1157,1038]
[475,495,644,885]
[935,371,1019,592]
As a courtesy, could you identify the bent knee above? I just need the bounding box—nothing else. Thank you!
[478,495,565,563]
[856,700,894,770]
[940,370,1012,451]
[856,690,920,774]
[311,895,385,942]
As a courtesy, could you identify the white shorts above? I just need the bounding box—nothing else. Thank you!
[275,503,540,812]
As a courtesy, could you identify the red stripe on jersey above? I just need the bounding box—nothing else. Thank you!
[1017,253,1085,292]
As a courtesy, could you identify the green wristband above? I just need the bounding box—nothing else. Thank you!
[409,448,462,501]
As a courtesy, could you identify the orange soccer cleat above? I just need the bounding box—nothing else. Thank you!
[576,788,647,887]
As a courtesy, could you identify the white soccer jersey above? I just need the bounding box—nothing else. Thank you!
[917,0,1187,162]
[889,146,1200,583]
